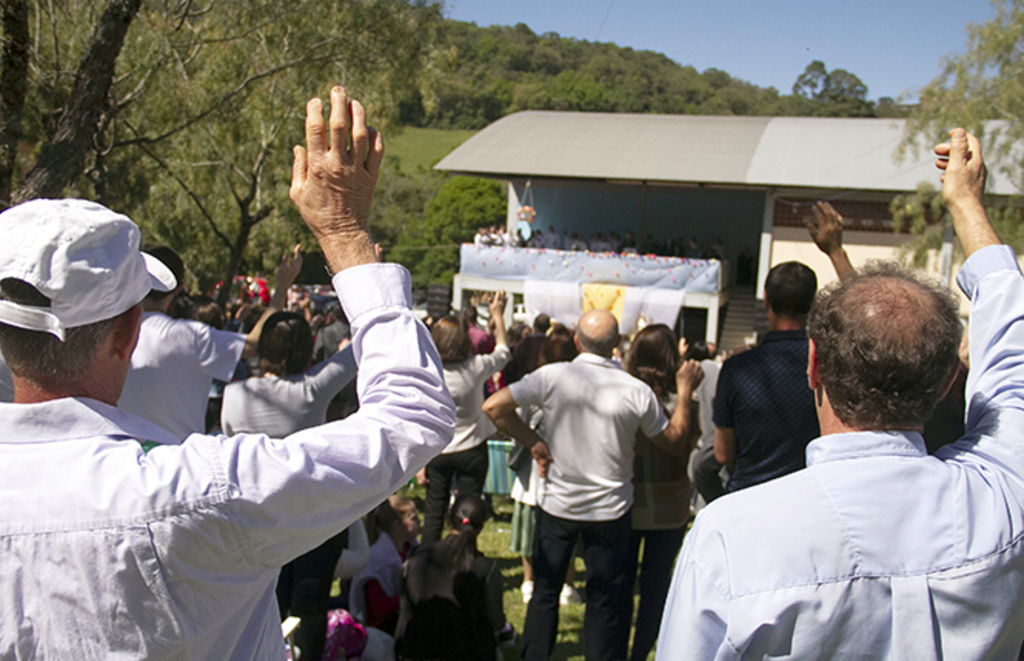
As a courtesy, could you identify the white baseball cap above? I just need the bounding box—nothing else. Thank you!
[0,199,176,340]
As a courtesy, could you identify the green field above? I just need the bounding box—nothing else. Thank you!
[382,126,477,174]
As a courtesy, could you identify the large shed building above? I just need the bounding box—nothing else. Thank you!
[435,111,1015,347]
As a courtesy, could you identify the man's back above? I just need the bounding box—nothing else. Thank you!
[714,330,818,491]
[0,266,454,660]
[119,312,245,440]
[660,245,1024,660]
[508,353,666,521]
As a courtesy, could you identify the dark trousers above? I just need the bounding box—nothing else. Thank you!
[626,526,688,661]
[422,442,489,544]
[276,530,347,661]
[522,508,633,661]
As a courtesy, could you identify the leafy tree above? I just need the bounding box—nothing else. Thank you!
[904,0,1024,192]
[7,0,447,298]
[1,0,146,205]
[391,175,504,288]
[900,0,1024,256]
[792,60,874,117]
[401,22,877,129]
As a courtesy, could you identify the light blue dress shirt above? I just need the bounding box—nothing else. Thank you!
[0,263,455,659]
[658,245,1024,660]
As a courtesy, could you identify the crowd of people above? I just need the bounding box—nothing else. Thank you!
[0,84,1023,661]
[475,222,729,261]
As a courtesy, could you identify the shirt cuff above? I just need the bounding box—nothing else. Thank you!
[957,245,1021,300]
[332,263,412,320]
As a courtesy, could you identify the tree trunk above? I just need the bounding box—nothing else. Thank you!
[217,222,253,309]
[11,0,142,204]
[0,0,28,205]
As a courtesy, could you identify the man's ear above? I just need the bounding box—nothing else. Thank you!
[937,361,961,402]
[574,334,583,353]
[807,338,820,391]
[111,305,143,361]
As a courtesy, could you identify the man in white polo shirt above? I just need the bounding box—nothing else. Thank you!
[484,309,701,661]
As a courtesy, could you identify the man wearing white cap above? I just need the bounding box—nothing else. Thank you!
[0,86,454,659]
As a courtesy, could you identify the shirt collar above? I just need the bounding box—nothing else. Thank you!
[0,397,181,446]
[573,352,623,370]
[761,329,808,343]
[806,430,927,466]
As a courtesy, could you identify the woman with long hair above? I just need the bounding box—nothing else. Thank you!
[220,311,357,661]
[623,323,703,661]
[419,291,512,544]
[394,495,511,660]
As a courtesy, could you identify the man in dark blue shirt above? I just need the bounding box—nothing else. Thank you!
[713,261,820,492]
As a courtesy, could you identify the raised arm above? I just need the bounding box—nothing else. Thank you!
[936,128,1000,257]
[483,387,553,477]
[241,245,302,359]
[807,202,855,281]
[489,290,508,348]
[647,359,704,455]
[212,87,453,566]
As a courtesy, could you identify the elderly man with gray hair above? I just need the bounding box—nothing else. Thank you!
[657,130,1024,659]
[0,86,454,659]
[484,309,702,661]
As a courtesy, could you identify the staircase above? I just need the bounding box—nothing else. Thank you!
[717,286,767,354]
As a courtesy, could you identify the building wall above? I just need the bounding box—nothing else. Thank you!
[770,226,976,316]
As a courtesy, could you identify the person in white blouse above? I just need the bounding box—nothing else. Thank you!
[419,291,512,544]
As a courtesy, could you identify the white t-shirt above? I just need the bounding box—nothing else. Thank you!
[119,312,245,441]
[508,352,668,521]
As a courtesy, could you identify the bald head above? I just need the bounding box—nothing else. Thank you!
[577,310,620,357]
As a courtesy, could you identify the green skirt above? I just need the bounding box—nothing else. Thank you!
[508,500,536,558]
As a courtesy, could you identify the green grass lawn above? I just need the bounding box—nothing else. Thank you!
[396,484,657,661]
[382,126,477,174]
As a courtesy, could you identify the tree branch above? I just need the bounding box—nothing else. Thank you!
[131,136,232,249]
[12,0,144,203]
[111,43,338,150]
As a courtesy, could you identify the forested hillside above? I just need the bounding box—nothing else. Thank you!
[397,21,907,130]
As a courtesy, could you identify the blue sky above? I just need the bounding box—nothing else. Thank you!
[443,0,996,102]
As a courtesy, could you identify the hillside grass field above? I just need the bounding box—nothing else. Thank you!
[382,126,477,174]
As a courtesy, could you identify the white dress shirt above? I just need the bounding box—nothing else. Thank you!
[0,263,454,660]
[657,245,1024,660]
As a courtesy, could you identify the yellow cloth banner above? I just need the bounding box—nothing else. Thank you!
[582,283,626,321]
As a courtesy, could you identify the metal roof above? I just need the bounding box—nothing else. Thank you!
[435,111,1017,196]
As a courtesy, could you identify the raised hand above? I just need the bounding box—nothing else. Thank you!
[808,202,844,255]
[277,243,303,290]
[676,359,704,394]
[936,129,998,257]
[290,86,383,273]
